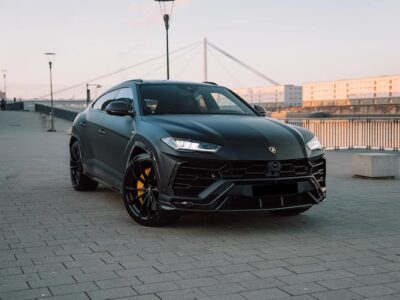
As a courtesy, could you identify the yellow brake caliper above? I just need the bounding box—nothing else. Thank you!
[137,167,151,205]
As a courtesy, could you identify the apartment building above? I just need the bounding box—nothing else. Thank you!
[234,85,302,106]
[303,75,400,104]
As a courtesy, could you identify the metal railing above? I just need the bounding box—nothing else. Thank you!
[35,103,78,122]
[284,118,400,151]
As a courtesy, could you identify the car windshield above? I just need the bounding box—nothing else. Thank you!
[139,84,256,116]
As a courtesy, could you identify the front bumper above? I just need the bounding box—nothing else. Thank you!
[158,155,326,212]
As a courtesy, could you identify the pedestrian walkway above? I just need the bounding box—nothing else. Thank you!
[1,111,400,299]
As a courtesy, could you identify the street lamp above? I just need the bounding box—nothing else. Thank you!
[154,0,175,80]
[44,52,56,132]
[1,69,6,100]
[86,83,102,106]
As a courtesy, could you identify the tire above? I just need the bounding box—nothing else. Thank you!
[70,140,99,191]
[270,205,312,216]
[123,153,179,227]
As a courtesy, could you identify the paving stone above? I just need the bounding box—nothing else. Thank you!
[87,286,137,300]
[95,276,142,289]
[157,288,206,300]
[351,285,397,297]
[252,267,294,278]
[138,271,182,284]
[178,268,220,279]
[117,267,159,278]
[216,271,258,283]
[200,283,246,296]
[28,276,76,289]
[317,277,365,290]
[280,282,327,295]
[176,277,219,289]
[134,282,180,294]
[240,287,290,299]
[50,282,98,295]
[0,287,51,299]
[37,293,90,300]
[312,289,363,300]
[73,271,119,283]
[285,264,327,274]
[240,277,285,290]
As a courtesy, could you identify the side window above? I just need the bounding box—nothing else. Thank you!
[115,88,134,111]
[92,90,118,111]
[211,92,242,112]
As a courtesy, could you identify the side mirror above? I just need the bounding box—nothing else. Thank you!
[105,101,134,116]
[253,104,267,117]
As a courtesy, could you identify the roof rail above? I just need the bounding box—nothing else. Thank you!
[129,79,143,83]
[203,81,218,85]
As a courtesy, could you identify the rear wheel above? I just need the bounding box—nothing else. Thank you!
[70,140,98,191]
[271,205,312,216]
[123,153,179,227]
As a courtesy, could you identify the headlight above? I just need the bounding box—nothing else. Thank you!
[161,137,220,153]
[306,136,323,151]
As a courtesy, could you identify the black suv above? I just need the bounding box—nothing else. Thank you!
[70,80,326,226]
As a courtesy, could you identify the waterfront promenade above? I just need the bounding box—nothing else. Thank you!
[1,111,400,299]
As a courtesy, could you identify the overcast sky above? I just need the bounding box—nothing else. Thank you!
[1,0,399,99]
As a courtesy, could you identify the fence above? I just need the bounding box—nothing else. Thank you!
[285,118,400,151]
[33,103,400,151]
[5,102,24,111]
[35,103,78,122]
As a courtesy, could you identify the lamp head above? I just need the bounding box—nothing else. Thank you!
[44,52,56,64]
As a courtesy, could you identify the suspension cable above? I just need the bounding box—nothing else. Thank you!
[142,43,200,78]
[208,47,243,87]
[207,41,279,86]
[35,41,200,99]
[174,47,201,79]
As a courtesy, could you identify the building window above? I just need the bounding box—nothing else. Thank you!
[389,92,392,97]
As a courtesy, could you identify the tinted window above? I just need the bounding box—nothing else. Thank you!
[140,84,255,116]
[115,88,134,111]
[93,90,118,111]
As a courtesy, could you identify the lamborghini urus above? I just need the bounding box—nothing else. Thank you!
[69,80,326,226]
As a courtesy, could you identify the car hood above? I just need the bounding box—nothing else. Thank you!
[142,115,307,149]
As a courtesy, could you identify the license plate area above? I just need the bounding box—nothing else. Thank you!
[253,181,298,196]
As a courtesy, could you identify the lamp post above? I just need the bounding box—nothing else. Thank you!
[154,0,175,80]
[86,83,102,106]
[44,53,56,132]
[1,69,6,100]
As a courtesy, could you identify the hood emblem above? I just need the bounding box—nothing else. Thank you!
[268,146,277,154]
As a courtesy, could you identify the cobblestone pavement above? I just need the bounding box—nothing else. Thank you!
[1,111,400,300]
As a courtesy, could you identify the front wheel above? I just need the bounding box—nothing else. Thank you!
[270,205,312,216]
[70,140,98,191]
[123,153,179,227]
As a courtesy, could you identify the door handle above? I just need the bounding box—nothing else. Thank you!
[98,128,106,135]
[79,121,87,127]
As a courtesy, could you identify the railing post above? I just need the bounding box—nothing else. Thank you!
[366,118,371,149]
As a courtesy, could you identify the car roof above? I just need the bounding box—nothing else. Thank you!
[118,79,220,87]
[98,80,223,99]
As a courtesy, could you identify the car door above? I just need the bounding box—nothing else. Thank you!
[98,87,136,182]
[84,90,118,175]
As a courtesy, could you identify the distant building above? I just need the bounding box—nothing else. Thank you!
[0,91,5,99]
[303,75,400,106]
[234,85,302,106]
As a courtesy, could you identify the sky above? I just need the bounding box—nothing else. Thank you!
[1,0,400,100]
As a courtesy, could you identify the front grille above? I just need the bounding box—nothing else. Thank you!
[309,155,326,188]
[172,156,326,197]
[220,194,315,211]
